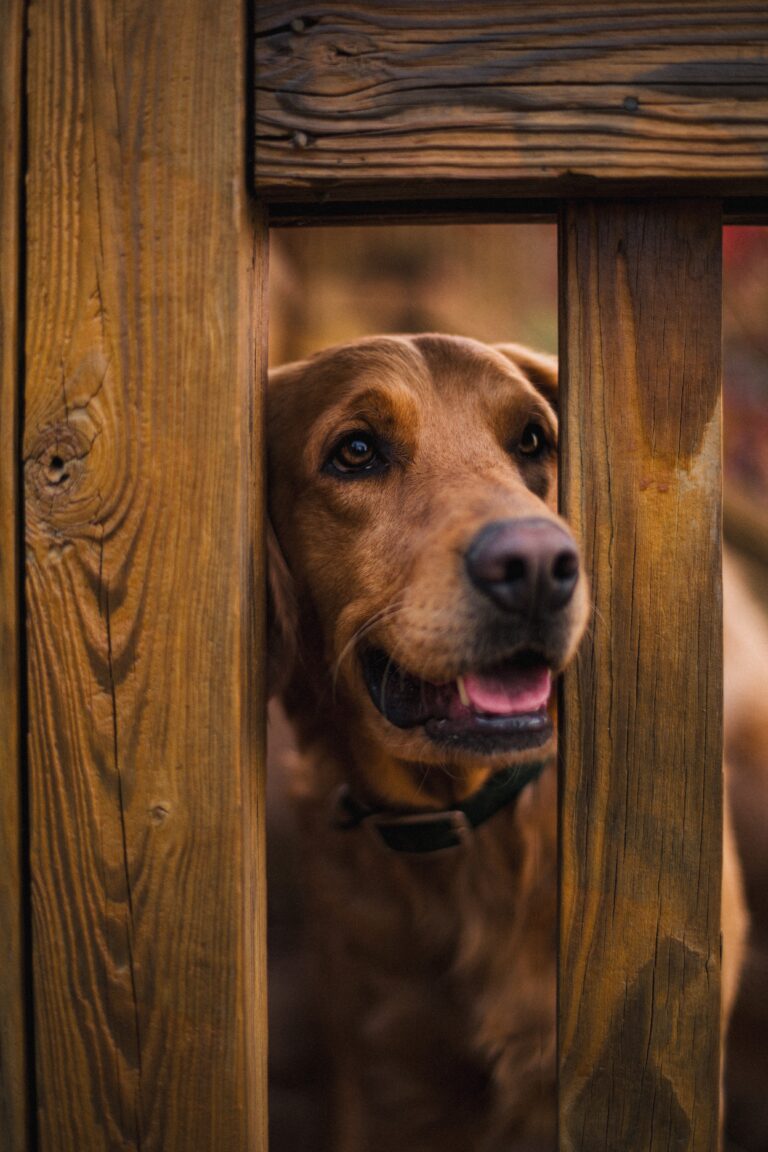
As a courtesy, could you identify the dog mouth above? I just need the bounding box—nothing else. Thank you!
[360,647,553,752]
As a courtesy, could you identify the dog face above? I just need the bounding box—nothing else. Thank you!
[268,335,589,806]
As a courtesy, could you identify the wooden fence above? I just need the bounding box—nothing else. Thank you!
[2,1,767,1149]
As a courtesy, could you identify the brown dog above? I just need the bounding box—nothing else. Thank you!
[267,335,746,1152]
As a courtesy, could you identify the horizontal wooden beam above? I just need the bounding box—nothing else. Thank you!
[255,1,768,200]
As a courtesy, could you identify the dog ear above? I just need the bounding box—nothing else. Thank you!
[266,519,298,698]
[494,344,558,412]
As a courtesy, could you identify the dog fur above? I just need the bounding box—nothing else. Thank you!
[266,334,749,1152]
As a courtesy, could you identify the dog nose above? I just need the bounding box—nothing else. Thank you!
[465,518,580,615]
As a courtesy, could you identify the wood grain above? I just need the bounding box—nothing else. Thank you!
[558,201,723,1149]
[0,3,29,1150]
[24,2,266,1149]
[254,1,768,199]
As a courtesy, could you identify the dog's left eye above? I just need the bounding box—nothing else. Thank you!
[325,431,386,477]
[517,422,549,459]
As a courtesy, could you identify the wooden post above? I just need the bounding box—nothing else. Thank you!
[558,200,723,1149]
[23,2,267,1149]
[0,3,28,1151]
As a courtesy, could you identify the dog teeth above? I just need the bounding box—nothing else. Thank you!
[456,675,471,708]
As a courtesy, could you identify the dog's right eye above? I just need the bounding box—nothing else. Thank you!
[517,422,549,458]
[325,431,387,478]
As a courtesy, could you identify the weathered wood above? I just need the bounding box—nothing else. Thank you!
[0,4,29,1151]
[24,2,266,1149]
[255,1,768,200]
[558,201,723,1149]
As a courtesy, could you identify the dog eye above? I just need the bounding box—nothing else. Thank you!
[325,431,386,477]
[517,423,549,458]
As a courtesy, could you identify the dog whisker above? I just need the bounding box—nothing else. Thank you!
[330,600,409,699]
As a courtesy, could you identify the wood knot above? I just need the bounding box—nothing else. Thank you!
[27,425,91,503]
[149,803,171,825]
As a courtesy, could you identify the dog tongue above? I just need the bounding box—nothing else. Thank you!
[461,664,551,715]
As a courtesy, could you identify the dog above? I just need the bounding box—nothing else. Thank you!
[266,334,748,1152]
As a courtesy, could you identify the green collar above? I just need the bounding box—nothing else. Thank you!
[333,759,548,854]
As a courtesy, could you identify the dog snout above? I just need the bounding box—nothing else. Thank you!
[465,518,580,616]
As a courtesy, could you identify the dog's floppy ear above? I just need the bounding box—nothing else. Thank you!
[494,343,558,412]
[266,520,298,698]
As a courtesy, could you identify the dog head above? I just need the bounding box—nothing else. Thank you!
[267,335,589,808]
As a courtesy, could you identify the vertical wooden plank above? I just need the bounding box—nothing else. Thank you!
[24,2,266,1149]
[558,201,723,1150]
[0,3,29,1151]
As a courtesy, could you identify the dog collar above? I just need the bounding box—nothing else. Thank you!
[332,759,549,854]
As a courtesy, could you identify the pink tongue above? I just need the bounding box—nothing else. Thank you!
[462,665,551,716]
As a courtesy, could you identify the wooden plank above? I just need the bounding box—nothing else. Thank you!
[24,2,266,1149]
[254,1,768,199]
[558,200,723,1149]
[0,3,29,1151]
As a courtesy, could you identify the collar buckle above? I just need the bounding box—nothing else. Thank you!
[331,759,549,854]
[368,808,473,854]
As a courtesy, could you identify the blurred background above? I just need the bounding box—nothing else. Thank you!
[268,223,558,363]
[269,221,768,604]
